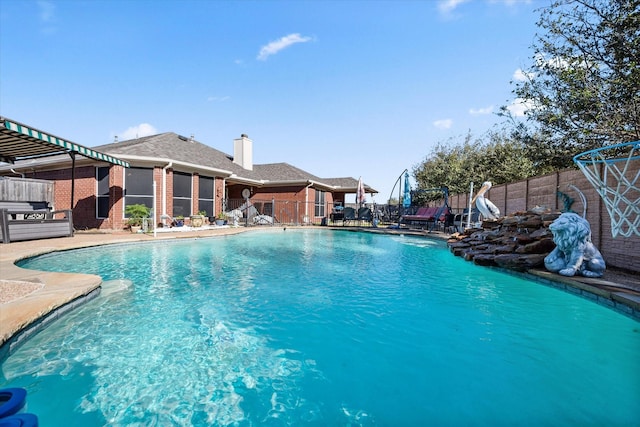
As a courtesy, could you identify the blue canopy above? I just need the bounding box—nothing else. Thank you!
[402,171,411,208]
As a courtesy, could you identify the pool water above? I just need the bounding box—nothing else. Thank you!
[3,229,639,426]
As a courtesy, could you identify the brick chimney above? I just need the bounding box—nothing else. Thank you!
[233,134,253,170]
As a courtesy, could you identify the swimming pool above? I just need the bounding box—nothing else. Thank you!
[2,229,639,426]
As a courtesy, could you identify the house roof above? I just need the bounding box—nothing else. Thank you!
[94,132,237,174]
[97,133,377,193]
[1,129,377,194]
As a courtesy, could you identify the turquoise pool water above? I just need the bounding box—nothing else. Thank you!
[2,229,639,426]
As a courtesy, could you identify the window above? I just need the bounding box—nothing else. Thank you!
[96,167,110,218]
[198,176,215,217]
[314,190,326,217]
[124,167,154,215]
[173,172,192,217]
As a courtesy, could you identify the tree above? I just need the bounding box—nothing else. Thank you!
[509,0,640,169]
[412,130,534,202]
[412,132,477,199]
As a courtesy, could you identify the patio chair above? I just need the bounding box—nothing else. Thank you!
[453,208,481,231]
[442,211,457,233]
[357,207,373,225]
[430,206,452,232]
[343,207,356,226]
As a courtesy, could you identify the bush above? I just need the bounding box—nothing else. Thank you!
[125,204,150,227]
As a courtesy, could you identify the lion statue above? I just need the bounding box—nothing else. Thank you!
[544,212,606,278]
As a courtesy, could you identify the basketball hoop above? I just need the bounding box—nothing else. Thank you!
[573,141,640,238]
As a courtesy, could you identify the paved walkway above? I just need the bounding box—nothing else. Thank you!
[1,226,638,355]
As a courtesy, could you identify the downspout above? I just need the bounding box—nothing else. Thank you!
[10,169,25,178]
[162,162,172,223]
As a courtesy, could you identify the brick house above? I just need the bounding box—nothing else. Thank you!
[0,122,376,230]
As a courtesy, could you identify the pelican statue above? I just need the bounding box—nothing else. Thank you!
[471,181,500,221]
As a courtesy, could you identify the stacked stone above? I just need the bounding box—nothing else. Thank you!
[447,209,561,271]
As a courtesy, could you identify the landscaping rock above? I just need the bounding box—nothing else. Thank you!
[494,253,547,271]
[515,238,556,254]
[448,210,560,274]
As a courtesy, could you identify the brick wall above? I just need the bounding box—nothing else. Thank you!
[110,165,125,229]
[215,177,224,216]
[26,166,107,229]
[161,169,173,219]
[447,166,639,273]
[192,173,200,215]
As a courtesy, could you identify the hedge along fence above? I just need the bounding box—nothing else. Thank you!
[446,165,640,274]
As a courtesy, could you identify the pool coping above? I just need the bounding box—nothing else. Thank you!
[1,226,638,360]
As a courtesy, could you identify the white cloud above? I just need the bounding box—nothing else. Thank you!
[37,1,57,35]
[257,33,312,61]
[438,0,470,14]
[433,119,453,129]
[207,96,230,102]
[469,105,493,115]
[506,98,534,117]
[117,123,158,141]
[38,0,55,22]
[489,0,532,6]
[512,68,535,82]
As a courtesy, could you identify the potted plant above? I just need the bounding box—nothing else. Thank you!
[174,215,184,227]
[215,212,227,226]
[190,210,206,228]
[125,204,150,233]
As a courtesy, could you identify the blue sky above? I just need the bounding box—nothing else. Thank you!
[0,0,540,202]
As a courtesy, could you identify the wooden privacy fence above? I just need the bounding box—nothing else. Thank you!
[0,176,55,204]
[444,166,640,273]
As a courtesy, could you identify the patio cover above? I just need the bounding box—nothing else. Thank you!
[0,117,130,208]
[0,118,129,167]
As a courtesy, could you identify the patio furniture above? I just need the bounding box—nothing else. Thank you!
[0,201,73,243]
[453,208,481,232]
[342,207,357,226]
[357,207,373,225]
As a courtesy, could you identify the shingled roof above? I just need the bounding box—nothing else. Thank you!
[96,133,377,192]
[94,132,239,173]
[0,130,377,193]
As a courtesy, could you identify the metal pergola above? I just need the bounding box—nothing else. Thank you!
[0,117,130,207]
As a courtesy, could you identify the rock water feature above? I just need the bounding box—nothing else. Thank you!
[447,208,561,271]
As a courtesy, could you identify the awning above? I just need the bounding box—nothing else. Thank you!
[0,117,130,167]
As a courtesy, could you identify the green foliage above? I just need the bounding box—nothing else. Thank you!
[125,203,150,227]
[412,130,535,197]
[413,0,639,196]
[506,0,640,170]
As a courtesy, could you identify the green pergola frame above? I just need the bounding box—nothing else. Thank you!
[0,117,129,208]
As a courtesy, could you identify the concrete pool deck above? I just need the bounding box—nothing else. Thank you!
[1,226,639,356]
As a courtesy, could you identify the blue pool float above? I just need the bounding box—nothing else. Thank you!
[0,413,39,427]
[0,388,27,419]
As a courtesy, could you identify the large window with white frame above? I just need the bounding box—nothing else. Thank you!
[198,176,215,217]
[314,189,326,217]
[173,172,192,217]
[124,167,154,215]
[96,167,110,218]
